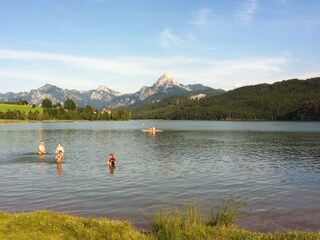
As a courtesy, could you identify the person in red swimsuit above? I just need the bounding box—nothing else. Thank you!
[108,153,117,166]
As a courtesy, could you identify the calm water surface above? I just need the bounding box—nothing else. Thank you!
[0,120,319,232]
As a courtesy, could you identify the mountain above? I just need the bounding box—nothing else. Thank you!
[131,77,320,120]
[0,84,122,108]
[0,73,222,108]
[108,73,223,108]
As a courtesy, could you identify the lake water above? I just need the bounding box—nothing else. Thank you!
[0,120,319,232]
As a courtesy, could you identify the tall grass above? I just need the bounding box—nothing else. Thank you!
[150,195,246,240]
[1,208,320,240]
[151,203,207,240]
[208,195,246,227]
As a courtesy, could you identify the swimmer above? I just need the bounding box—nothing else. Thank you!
[38,140,46,155]
[55,143,65,158]
[55,150,63,163]
[108,153,117,166]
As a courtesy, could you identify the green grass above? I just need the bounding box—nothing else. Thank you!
[0,119,26,124]
[0,103,43,113]
[0,211,147,240]
[1,197,320,240]
[208,195,246,227]
[1,210,319,240]
[150,199,320,240]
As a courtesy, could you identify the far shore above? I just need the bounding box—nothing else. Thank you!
[0,119,97,124]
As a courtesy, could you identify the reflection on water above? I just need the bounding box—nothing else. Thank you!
[108,164,116,175]
[56,163,63,176]
[0,121,319,232]
[38,159,46,175]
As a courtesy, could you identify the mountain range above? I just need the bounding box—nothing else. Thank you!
[0,73,224,109]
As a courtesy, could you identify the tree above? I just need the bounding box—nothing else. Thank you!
[17,99,28,105]
[64,98,77,110]
[27,110,41,120]
[42,98,53,108]
[53,102,62,108]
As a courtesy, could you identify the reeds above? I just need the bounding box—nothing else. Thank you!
[208,195,246,227]
[150,195,246,240]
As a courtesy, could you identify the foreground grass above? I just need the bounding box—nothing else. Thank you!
[151,200,320,240]
[0,211,147,240]
[0,103,43,113]
[1,210,319,240]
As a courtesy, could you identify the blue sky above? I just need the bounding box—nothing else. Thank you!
[0,0,319,93]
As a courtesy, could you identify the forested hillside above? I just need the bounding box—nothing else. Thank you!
[131,77,320,120]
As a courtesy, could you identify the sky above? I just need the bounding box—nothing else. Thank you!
[0,0,319,94]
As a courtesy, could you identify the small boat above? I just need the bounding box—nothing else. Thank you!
[142,127,163,133]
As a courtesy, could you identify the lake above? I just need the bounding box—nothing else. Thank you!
[0,120,319,232]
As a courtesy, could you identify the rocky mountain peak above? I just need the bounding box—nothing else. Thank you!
[95,85,122,97]
[153,73,181,89]
[96,85,110,92]
[38,83,58,92]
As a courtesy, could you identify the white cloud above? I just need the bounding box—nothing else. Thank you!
[192,8,214,27]
[237,0,258,24]
[0,49,289,92]
[0,70,94,90]
[159,29,182,48]
[0,49,149,76]
[296,70,320,80]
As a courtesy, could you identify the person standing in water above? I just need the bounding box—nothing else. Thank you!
[55,143,65,157]
[55,150,63,163]
[38,140,46,155]
[108,153,117,166]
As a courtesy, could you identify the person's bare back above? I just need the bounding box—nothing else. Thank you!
[38,140,46,155]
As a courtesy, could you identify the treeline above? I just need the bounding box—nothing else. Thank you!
[131,77,320,121]
[0,98,130,121]
[0,99,29,106]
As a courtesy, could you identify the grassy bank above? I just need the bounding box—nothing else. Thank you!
[1,201,319,240]
[0,211,147,240]
[0,119,80,124]
[0,119,27,124]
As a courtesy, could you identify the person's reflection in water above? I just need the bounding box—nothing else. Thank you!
[108,164,116,175]
[148,131,156,140]
[37,154,45,175]
[56,162,63,176]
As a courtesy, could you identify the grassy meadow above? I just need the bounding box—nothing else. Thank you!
[0,103,43,114]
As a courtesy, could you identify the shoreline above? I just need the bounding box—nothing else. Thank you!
[1,119,320,124]
[3,208,320,234]
[0,119,79,124]
[1,210,319,240]
[0,119,116,124]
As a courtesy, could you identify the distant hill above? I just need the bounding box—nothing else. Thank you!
[0,73,222,109]
[131,77,320,120]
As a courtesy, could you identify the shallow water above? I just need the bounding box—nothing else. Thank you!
[0,120,319,232]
